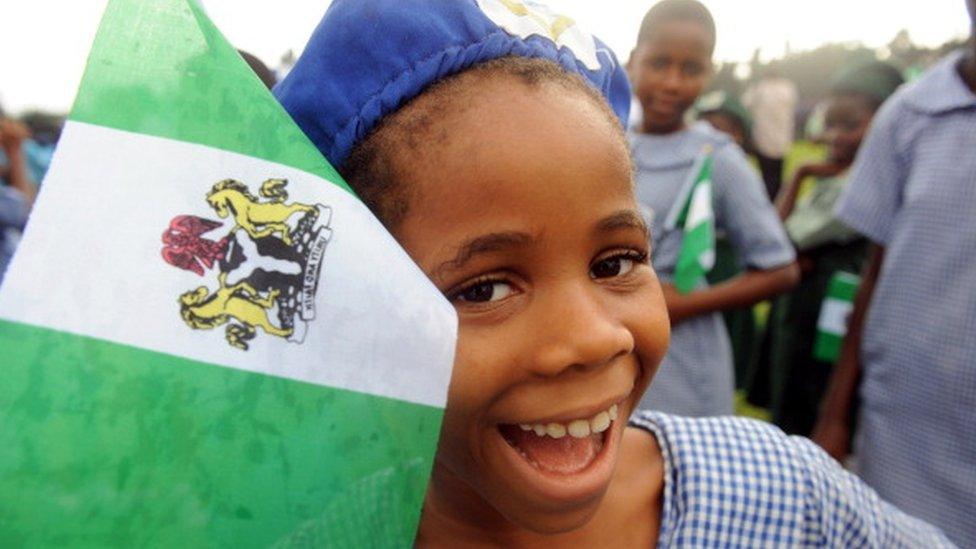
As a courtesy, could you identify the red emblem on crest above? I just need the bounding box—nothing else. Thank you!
[161,215,228,276]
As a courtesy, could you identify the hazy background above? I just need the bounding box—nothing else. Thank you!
[0,0,972,115]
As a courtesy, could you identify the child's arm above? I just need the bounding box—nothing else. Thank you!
[774,162,846,220]
[811,244,883,459]
[662,263,798,324]
[774,165,808,220]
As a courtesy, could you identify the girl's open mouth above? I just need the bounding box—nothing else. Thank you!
[497,404,618,475]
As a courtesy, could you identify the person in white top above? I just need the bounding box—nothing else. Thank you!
[742,66,798,198]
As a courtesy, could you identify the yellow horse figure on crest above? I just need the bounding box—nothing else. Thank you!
[206,178,315,246]
[180,272,292,350]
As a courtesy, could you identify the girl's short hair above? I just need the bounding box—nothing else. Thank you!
[341,56,623,229]
[637,0,716,55]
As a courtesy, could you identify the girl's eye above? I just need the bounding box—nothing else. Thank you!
[590,252,646,280]
[682,62,704,76]
[649,57,669,70]
[453,280,513,304]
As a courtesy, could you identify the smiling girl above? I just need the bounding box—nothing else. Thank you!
[274,0,952,545]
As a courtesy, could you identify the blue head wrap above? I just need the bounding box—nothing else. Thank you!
[274,0,631,171]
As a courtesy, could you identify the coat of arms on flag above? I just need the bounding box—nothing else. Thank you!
[163,177,332,349]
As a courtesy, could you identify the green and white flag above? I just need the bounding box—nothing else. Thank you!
[813,271,860,363]
[0,1,456,546]
[668,148,716,294]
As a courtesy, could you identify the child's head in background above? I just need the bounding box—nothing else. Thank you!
[695,90,753,149]
[823,62,904,166]
[277,0,670,541]
[628,0,716,135]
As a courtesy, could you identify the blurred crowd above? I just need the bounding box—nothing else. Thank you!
[0,112,53,286]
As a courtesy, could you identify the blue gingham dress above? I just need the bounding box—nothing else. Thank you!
[630,123,795,416]
[834,50,976,547]
[629,412,955,547]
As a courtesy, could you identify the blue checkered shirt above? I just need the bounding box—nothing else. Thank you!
[630,412,955,547]
[834,50,976,547]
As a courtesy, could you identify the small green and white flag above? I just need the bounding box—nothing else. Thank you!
[0,1,456,546]
[667,148,716,294]
[812,271,860,363]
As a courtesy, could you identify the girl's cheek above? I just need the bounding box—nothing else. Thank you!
[444,333,501,416]
[631,286,671,380]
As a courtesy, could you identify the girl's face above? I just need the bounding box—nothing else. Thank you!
[824,94,874,166]
[628,20,713,134]
[393,77,670,534]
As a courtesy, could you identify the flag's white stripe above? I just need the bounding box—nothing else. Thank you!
[0,121,456,408]
[685,180,713,229]
[817,298,853,336]
[663,151,708,230]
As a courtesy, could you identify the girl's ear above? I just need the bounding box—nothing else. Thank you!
[626,48,638,81]
[626,48,638,84]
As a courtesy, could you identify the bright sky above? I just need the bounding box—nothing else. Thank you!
[0,1,971,115]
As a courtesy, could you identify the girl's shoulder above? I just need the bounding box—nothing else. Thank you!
[628,411,808,478]
[627,411,956,548]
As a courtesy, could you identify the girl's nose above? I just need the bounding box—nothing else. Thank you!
[526,283,635,378]
[662,66,684,91]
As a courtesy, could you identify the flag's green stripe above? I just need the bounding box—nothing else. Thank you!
[0,319,440,547]
[827,272,860,301]
[674,218,712,294]
[68,0,352,194]
[675,156,713,226]
[813,332,844,363]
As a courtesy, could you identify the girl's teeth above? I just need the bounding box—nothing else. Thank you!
[517,403,619,439]
[546,423,567,438]
[568,419,591,438]
[590,411,611,433]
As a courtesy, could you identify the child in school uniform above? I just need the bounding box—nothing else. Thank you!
[766,62,903,437]
[275,0,952,545]
[814,3,976,544]
[627,0,799,417]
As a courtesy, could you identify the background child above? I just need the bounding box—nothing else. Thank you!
[813,2,976,544]
[628,0,799,417]
[695,90,752,151]
[742,63,798,199]
[766,62,904,437]
[275,0,953,545]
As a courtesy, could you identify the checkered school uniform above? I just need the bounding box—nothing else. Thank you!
[833,50,976,547]
[631,122,795,417]
[629,412,954,548]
